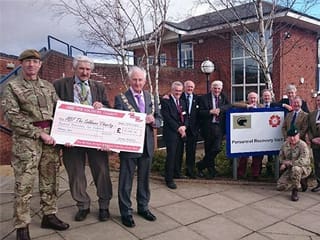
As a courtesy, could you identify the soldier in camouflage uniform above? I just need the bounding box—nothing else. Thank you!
[1,49,69,240]
[276,125,312,201]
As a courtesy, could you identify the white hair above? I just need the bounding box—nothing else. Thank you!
[73,55,95,70]
[128,66,146,80]
[211,80,223,88]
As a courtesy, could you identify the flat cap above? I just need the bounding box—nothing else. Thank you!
[287,125,299,136]
[18,49,41,61]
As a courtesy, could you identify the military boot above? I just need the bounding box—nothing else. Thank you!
[300,178,308,192]
[16,226,30,240]
[41,214,70,231]
[291,188,299,201]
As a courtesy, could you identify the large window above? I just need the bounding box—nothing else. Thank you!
[178,42,194,69]
[231,31,272,102]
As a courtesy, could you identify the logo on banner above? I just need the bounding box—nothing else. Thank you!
[233,115,251,129]
[269,114,281,127]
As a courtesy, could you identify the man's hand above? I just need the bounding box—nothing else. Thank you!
[146,114,155,124]
[93,101,103,109]
[210,108,220,116]
[178,126,186,138]
[40,132,56,146]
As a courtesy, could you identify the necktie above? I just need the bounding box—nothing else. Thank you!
[135,95,145,113]
[215,96,219,122]
[80,82,89,105]
[317,111,320,121]
[290,111,297,127]
[176,98,184,123]
[265,103,269,108]
[187,94,191,114]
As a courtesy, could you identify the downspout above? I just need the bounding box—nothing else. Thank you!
[317,37,320,92]
[178,34,182,68]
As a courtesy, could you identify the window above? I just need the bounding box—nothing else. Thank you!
[177,42,194,69]
[160,53,167,66]
[148,56,154,65]
[231,31,272,102]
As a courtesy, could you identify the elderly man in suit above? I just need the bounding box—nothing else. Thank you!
[114,66,161,228]
[197,80,231,179]
[308,94,320,192]
[161,81,188,189]
[234,91,265,179]
[180,80,200,178]
[279,84,309,114]
[282,96,308,141]
[54,56,113,222]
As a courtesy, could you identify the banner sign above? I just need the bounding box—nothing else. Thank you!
[226,108,285,158]
[51,100,146,153]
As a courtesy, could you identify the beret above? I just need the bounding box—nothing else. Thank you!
[287,125,299,136]
[18,49,41,61]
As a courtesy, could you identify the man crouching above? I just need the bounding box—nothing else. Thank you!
[277,126,311,201]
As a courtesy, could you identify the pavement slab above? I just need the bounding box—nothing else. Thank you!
[1,167,319,240]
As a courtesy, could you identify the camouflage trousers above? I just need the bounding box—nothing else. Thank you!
[276,165,311,191]
[11,135,60,228]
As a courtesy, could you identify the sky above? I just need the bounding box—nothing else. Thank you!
[0,0,201,57]
[0,0,319,57]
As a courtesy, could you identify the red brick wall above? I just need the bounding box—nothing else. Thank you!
[0,28,318,164]
[273,25,318,110]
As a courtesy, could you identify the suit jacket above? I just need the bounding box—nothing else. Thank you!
[308,110,320,149]
[282,110,308,139]
[114,90,161,158]
[279,98,309,113]
[180,93,200,136]
[161,95,189,142]
[53,77,110,107]
[199,92,230,135]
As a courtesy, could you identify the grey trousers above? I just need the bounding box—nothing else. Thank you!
[62,147,112,210]
[118,156,151,217]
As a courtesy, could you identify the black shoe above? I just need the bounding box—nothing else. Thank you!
[75,209,90,221]
[311,184,320,192]
[186,173,196,179]
[196,163,205,178]
[121,215,135,228]
[207,167,216,179]
[41,214,70,231]
[291,188,299,201]
[99,209,110,221]
[166,181,177,189]
[16,226,30,240]
[138,210,157,221]
[300,178,308,192]
[174,175,188,179]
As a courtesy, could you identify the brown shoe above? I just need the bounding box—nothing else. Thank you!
[41,214,70,231]
[291,188,299,201]
[16,226,30,240]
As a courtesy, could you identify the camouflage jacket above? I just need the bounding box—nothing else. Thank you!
[1,75,59,139]
[279,139,312,174]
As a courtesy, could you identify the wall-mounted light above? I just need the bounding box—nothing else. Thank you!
[300,77,304,84]
[284,31,291,39]
[6,62,15,69]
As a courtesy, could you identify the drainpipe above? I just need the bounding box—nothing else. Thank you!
[317,37,320,92]
[178,34,182,68]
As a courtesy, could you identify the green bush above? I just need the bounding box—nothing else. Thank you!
[151,141,233,177]
[151,149,166,173]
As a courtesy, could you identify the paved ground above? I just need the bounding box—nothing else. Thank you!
[0,166,319,240]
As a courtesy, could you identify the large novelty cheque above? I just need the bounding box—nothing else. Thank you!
[51,100,146,153]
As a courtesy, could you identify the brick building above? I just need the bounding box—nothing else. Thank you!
[0,1,319,165]
[127,1,320,104]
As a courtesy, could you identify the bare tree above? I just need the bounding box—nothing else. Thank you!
[197,0,319,97]
[53,0,169,96]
